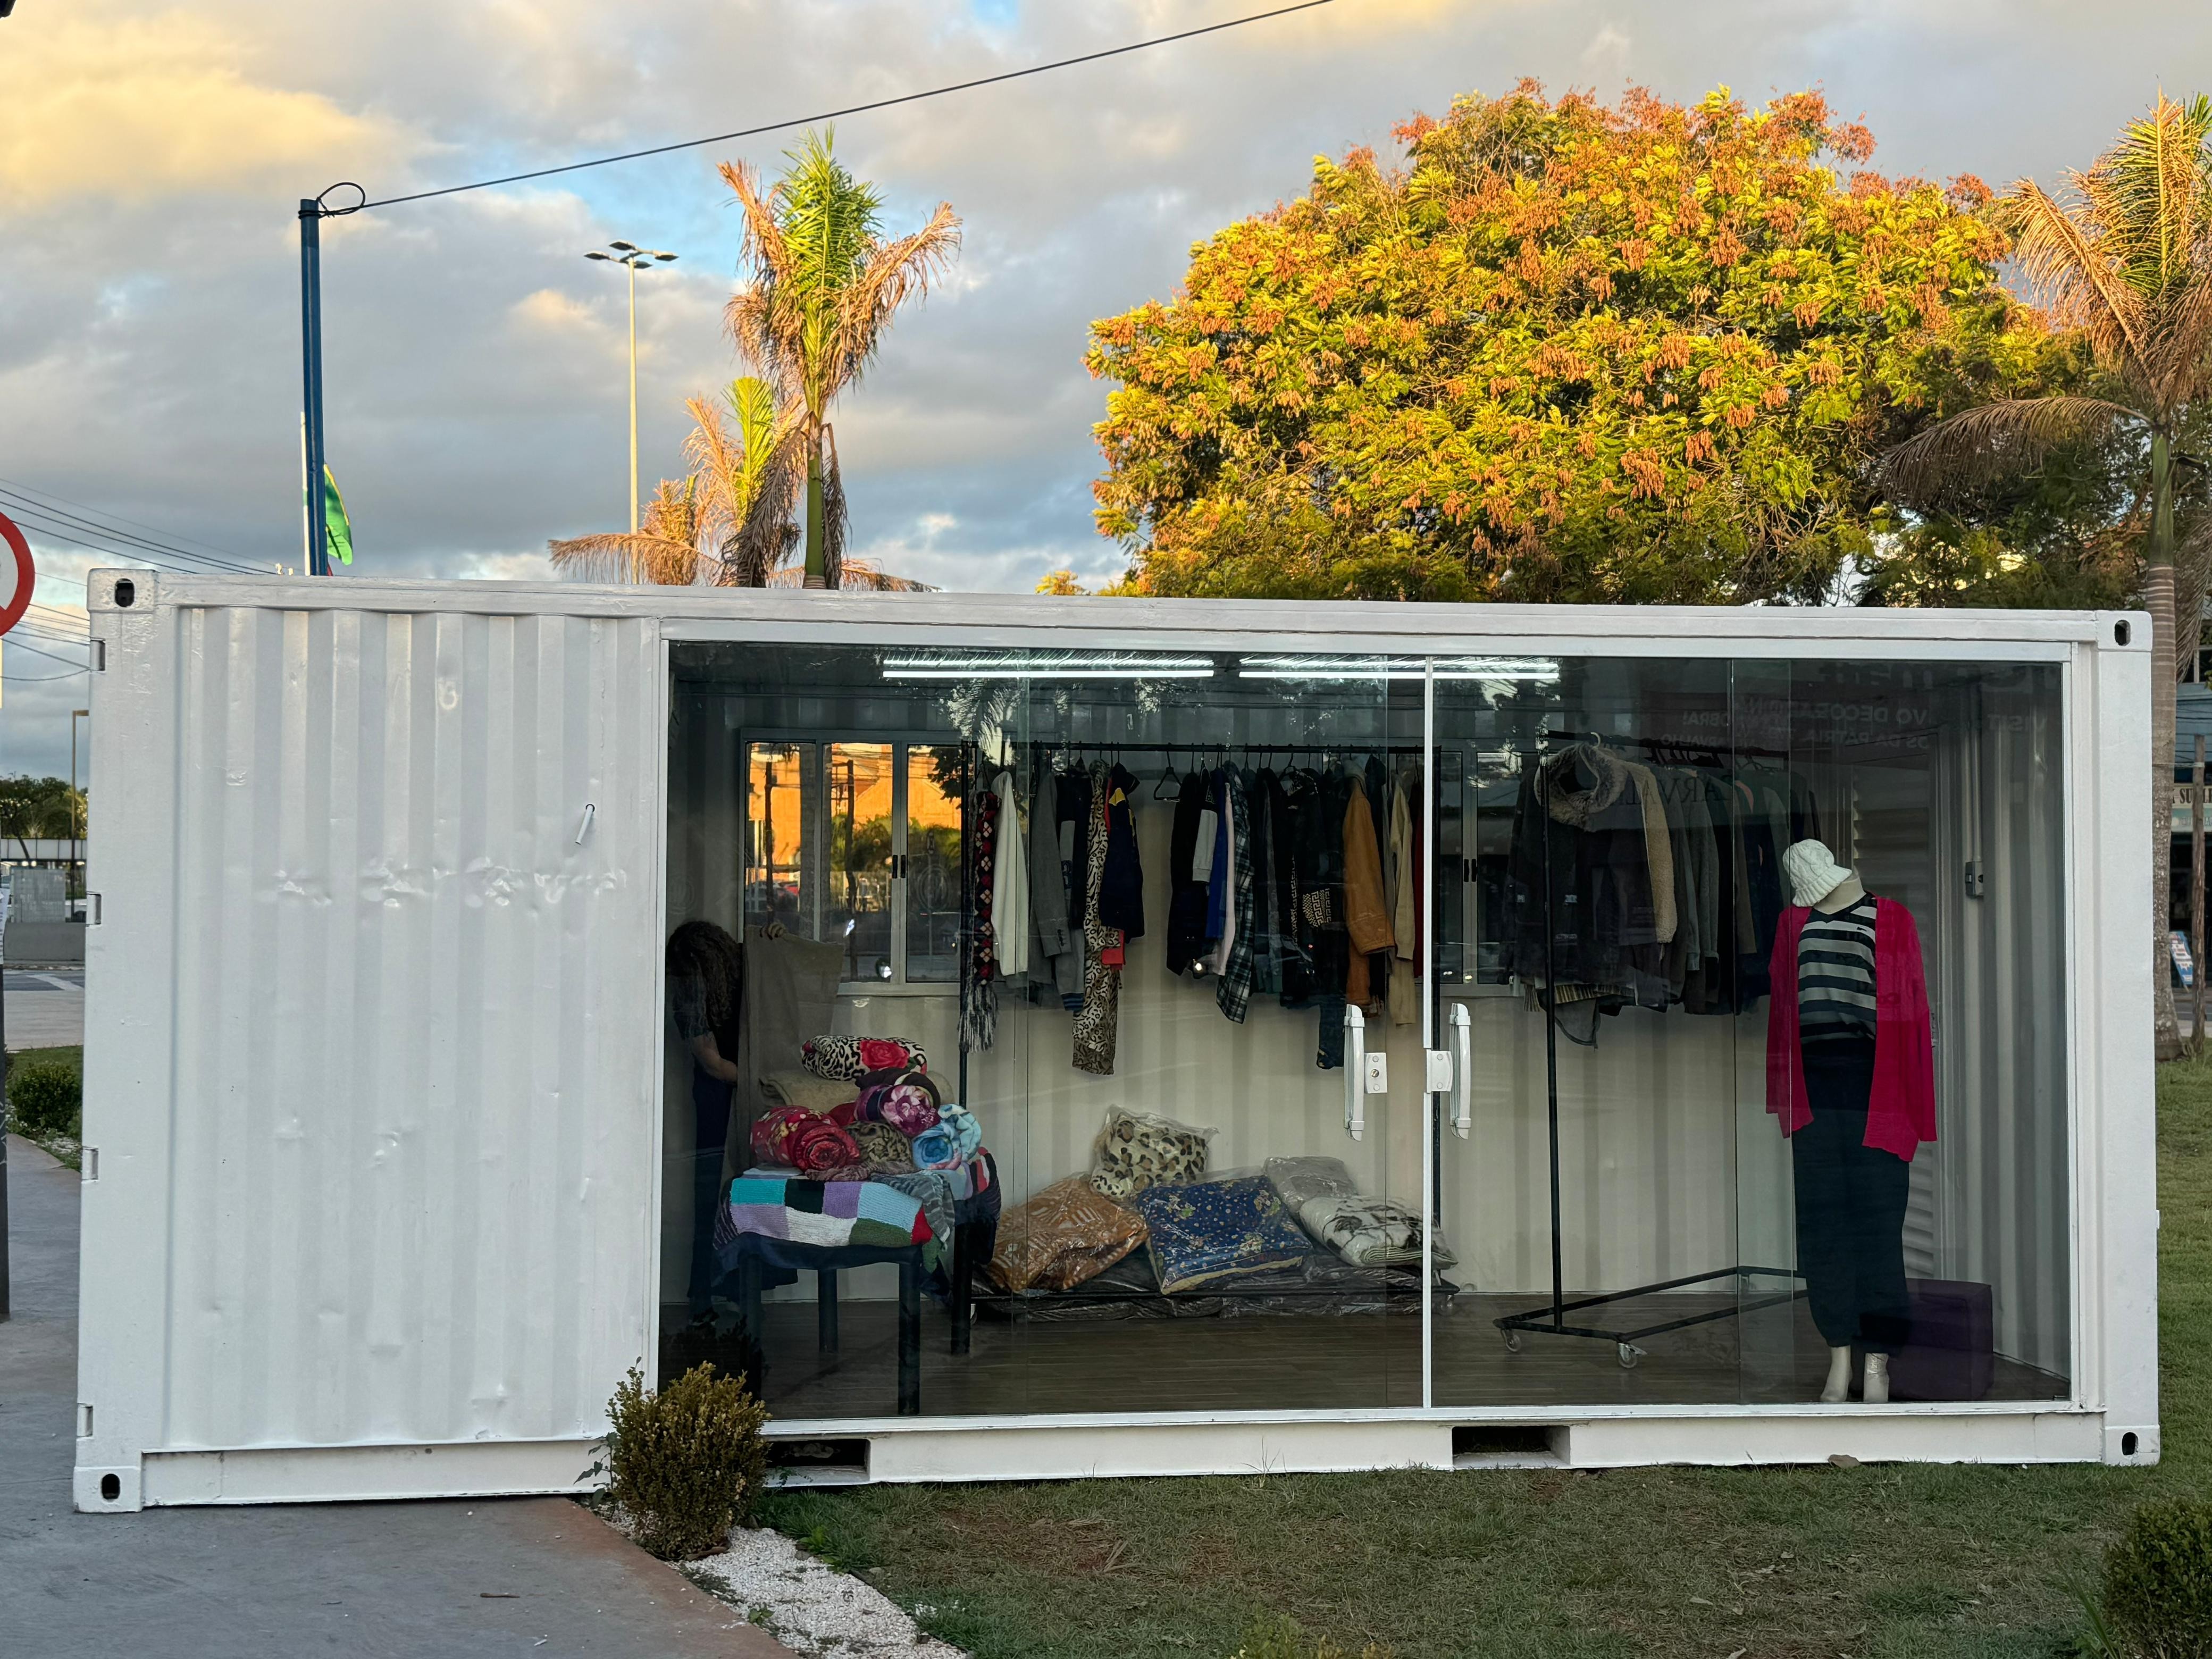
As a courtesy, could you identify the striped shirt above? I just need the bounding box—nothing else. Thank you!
[1798,892,1877,1045]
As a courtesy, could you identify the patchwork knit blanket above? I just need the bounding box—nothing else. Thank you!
[717,1175,942,1274]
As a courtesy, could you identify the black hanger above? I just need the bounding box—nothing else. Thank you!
[1153,750,1181,799]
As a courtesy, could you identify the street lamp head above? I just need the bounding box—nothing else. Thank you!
[608,239,638,253]
[585,250,611,261]
[652,252,678,263]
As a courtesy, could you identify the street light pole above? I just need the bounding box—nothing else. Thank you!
[585,242,677,535]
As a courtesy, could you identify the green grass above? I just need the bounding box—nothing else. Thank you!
[760,1060,2212,1658]
[4,1043,83,1170]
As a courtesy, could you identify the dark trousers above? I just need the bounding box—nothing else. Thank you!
[688,1145,728,1317]
[1793,1042,1912,1354]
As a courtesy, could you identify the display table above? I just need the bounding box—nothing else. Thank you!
[716,1160,1001,1415]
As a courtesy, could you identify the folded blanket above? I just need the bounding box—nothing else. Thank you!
[719,1175,941,1273]
[849,1121,916,1174]
[803,1034,929,1082]
[1263,1155,1454,1269]
[911,1104,983,1171]
[1125,1176,1311,1294]
[785,1115,860,1177]
[853,1067,941,1136]
[760,1069,859,1113]
[986,1175,1148,1293]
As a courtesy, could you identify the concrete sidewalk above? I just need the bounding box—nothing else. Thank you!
[0,1134,793,1658]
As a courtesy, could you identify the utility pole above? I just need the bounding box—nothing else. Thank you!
[585,242,677,532]
[299,200,327,575]
[298,185,363,576]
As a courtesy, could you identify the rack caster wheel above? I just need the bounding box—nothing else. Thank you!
[1503,1330,1523,1354]
[1617,1344,1642,1369]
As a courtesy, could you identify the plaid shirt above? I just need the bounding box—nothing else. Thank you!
[1216,769,1257,1023]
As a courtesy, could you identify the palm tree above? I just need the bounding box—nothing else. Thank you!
[548,475,708,584]
[686,375,800,585]
[1878,91,2212,1058]
[720,130,960,589]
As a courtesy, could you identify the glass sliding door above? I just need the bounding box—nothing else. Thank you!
[1429,655,1758,1407]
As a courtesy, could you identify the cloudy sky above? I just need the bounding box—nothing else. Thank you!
[3,0,2210,776]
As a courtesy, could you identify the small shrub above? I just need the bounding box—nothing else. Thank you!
[1230,1615,1393,1659]
[5,1060,81,1141]
[2104,1497,2212,1658]
[601,1362,769,1562]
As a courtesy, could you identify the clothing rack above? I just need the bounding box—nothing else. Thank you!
[1496,729,1806,1367]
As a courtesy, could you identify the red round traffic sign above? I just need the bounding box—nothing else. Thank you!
[0,508,31,637]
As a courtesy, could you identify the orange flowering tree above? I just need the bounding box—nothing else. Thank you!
[1087,83,2077,602]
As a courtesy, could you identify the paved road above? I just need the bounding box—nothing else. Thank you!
[0,1134,792,1658]
[2,970,83,1050]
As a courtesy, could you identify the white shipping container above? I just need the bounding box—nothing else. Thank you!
[72,572,2160,1510]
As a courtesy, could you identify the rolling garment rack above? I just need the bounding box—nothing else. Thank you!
[1493,728,1806,1368]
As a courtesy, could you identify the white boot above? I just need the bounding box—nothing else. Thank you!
[1821,1344,1852,1404]
[1863,1353,1890,1406]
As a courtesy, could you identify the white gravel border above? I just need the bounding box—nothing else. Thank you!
[684,1527,968,1658]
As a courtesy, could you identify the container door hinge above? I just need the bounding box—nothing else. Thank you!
[1963,859,1986,899]
[82,1147,98,1182]
[87,893,102,925]
[93,639,106,672]
[77,1404,93,1437]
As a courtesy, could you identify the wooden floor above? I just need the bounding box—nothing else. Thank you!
[661,1292,2069,1421]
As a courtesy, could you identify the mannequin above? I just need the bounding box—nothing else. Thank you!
[1769,839,1936,1406]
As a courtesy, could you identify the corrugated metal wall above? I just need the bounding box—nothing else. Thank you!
[158,606,662,1450]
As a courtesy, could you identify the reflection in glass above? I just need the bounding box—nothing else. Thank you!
[905,746,964,982]
[827,742,895,982]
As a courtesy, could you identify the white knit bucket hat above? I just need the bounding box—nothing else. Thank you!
[1783,839,1853,908]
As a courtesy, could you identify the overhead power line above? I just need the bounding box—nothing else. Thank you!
[342,0,1334,212]
[1,636,91,672]
[0,481,265,575]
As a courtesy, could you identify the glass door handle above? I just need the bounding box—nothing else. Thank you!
[1343,1004,1366,1142]
[1448,1001,1472,1139]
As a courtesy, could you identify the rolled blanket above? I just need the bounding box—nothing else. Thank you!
[802,1034,928,1083]
[849,1121,916,1174]
[760,1069,860,1113]
[853,1067,942,1136]
[785,1115,861,1177]
[911,1103,984,1172]
[750,1105,812,1168]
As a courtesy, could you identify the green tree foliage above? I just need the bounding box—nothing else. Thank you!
[0,775,86,856]
[1088,82,2073,604]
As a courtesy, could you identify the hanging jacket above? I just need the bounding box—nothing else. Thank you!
[991,767,1030,978]
[1765,896,1936,1161]
[1247,768,1279,996]
[1271,769,1315,1007]
[1027,763,1082,999]
[1097,764,1145,941]
[1165,770,1210,975]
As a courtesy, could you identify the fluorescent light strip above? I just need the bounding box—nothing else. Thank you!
[1238,657,1561,682]
[883,655,1214,680]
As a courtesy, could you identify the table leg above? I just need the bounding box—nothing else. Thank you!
[898,1261,921,1417]
[950,1224,973,1356]
[739,1255,765,1398]
[817,1267,839,1353]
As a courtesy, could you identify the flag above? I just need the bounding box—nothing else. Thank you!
[303,465,354,567]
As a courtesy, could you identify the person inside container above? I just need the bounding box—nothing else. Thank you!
[667,919,747,1318]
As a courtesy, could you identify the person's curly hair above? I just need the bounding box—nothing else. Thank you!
[667,920,744,1059]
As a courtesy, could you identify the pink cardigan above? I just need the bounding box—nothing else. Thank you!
[1765,896,1937,1162]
